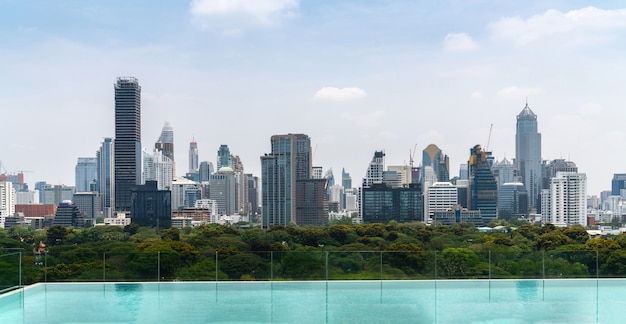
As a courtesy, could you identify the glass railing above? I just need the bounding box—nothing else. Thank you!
[5,250,626,285]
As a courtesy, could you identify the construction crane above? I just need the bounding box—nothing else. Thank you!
[485,124,493,152]
[409,144,418,168]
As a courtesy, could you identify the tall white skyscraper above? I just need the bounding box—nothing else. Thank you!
[541,172,587,226]
[189,140,199,174]
[97,137,114,216]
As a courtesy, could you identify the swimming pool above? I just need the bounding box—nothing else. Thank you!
[1,279,623,323]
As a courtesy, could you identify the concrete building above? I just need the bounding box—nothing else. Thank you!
[41,185,75,205]
[361,183,422,223]
[0,181,16,228]
[143,147,173,190]
[73,191,102,222]
[541,172,587,226]
[295,178,329,226]
[97,137,114,217]
[425,182,457,224]
[210,167,237,216]
[188,140,199,174]
[53,200,84,227]
[155,122,175,175]
[497,182,528,218]
[171,177,201,210]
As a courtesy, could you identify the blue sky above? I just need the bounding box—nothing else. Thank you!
[2,0,626,196]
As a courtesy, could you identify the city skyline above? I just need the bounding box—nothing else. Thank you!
[3,1,626,196]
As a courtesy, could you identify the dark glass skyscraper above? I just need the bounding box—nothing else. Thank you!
[468,145,498,221]
[114,77,141,212]
[515,102,541,210]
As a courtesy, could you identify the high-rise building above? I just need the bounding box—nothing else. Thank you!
[97,137,114,216]
[41,185,76,205]
[295,178,329,225]
[425,182,458,224]
[217,145,233,170]
[246,174,259,215]
[341,168,352,189]
[155,122,175,175]
[422,144,450,183]
[491,157,515,188]
[612,174,626,196]
[362,151,384,188]
[210,167,237,216]
[198,161,213,183]
[541,172,587,226]
[542,159,578,190]
[468,145,498,221]
[130,181,171,228]
[114,77,141,212]
[171,177,201,211]
[312,166,323,179]
[0,182,16,224]
[75,157,98,192]
[515,102,542,210]
[189,141,199,174]
[143,147,173,190]
[261,133,312,228]
[497,182,528,218]
[361,183,422,223]
[73,191,101,223]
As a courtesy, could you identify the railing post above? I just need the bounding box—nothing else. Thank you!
[215,251,219,282]
[488,251,491,280]
[380,251,383,279]
[434,251,437,279]
[596,250,599,279]
[19,251,22,288]
[103,252,106,282]
[325,251,329,280]
[542,251,545,279]
[270,251,274,280]
[157,252,161,282]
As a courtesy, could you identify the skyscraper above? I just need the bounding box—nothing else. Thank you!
[422,144,450,183]
[261,133,312,228]
[155,122,174,175]
[75,157,98,192]
[142,147,173,190]
[362,151,385,188]
[189,140,199,174]
[97,137,114,216]
[217,145,233,170]
[468,145,498,221]
[114,77,141,213]
[541,172,587,226]
[515,102,542,210]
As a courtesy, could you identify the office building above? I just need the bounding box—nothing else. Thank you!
[75,157,98,192]
[341,168,352,189]
[217,145,233,170]
[261,133,312,228]
[295,178,329,225]
[53,200,84,227]
[41,185,76,205]
[515,102,542,210]
[189,140,199,174]
[199,161,213,183]
[468,145,498,221]
[155,122,174,175]
[143,147,173,190]
[497,182,528,218]
[246,174,259,215]
[97,137,114,216]
[171,177,201,210]
[0,182,15,226]
[73,192,101,224]
[361,183,422,223]
[130,181,171,228]
[362,151,385,188]
[422,144,450,183]
[114,77,141,212]
[491,157,515,188]
[425,182,458,224]
[612,174,626,196]
[210,167,237,215]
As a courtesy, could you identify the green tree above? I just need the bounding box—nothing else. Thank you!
[439,248,479,278]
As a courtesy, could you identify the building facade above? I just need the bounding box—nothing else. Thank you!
[114,77,142,213]
[130,181,172,228]
[143,147,173,191]
[361,183,423,223]
[75,157,98,192]
[515,102,542,210]
[541,172,587,227]
[261,133,312,228]
[425,182,457,224]
[97,137,114,217]
[468,145,498,222]
[295,178,329,225]
[155,122,174,175]
[188,141,199,175]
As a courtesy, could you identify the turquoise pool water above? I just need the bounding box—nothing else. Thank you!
[0,280,623,323]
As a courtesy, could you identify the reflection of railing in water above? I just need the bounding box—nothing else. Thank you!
[0,249,621,285]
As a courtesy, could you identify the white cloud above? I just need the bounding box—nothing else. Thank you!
[578,102,604,115]
[489,6,626,46]
[341,110,385,128]
[313,87,367,101]
[190,0,299,30]
[470,91,484,100]
[444,33,478,52]
[497,86,542,98]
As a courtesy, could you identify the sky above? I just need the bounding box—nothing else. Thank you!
[2,0,626,196]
